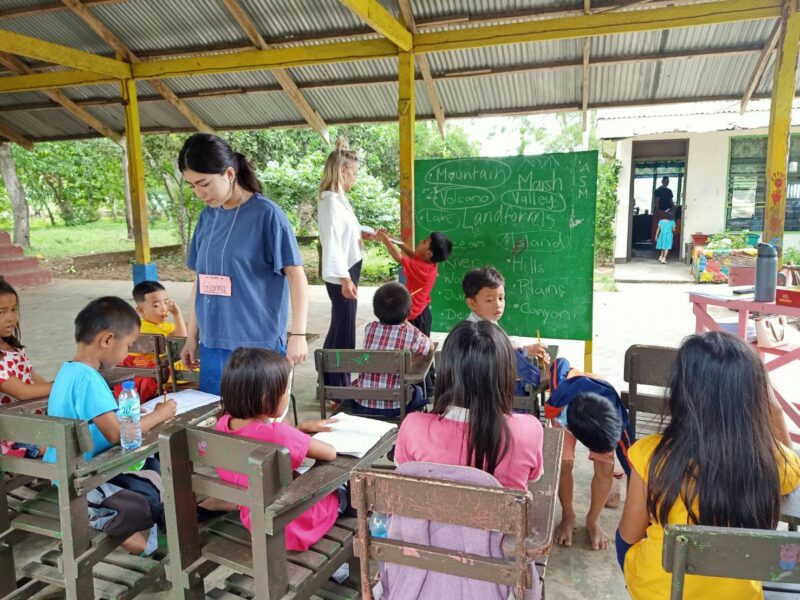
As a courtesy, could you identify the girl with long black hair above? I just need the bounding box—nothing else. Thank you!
[178,134,309,395]
[394,319,544,490]
[617,331,800,599]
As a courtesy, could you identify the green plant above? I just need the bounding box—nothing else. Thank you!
[707,230,750,249]
[784,245,800,266]
[595,158,620,265]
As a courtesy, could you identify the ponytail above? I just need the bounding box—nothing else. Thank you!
[319,137,359,196]
[178,134,262,194]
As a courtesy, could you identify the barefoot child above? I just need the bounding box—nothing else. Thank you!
[545,361,634,550]
[214,347,342,551]
[44,297,177,554]
[617,332,800,599]
[655,209,675,264]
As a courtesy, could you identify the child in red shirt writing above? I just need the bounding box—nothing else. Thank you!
[375,229,452,337]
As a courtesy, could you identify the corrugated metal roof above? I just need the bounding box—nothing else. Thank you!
[0,0,786,141]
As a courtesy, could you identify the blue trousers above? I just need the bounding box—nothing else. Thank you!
[199,345,232,396]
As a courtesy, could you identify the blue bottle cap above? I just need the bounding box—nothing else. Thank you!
[122,380,135,390]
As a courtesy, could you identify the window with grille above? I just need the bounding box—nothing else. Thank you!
[726,135,800,231]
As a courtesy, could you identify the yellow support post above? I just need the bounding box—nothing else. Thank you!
[584,340,593,373]
[763,0,800,262]
[398,51,415,246]
[121,78,155,281]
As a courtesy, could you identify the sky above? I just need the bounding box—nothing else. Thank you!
[451,115,565,157]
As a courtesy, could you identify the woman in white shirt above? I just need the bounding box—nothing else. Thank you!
[317,138,372,386]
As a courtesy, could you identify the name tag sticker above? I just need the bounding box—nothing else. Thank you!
[199,274,232,297]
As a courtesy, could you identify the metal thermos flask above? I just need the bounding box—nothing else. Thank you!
[755,243,778,302]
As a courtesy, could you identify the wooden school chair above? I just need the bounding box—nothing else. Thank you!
[663,525,800,599]
[0,412,166,600]
[315,349,416,422]
[351,468,542,600]
[165,335,201,392]
[159,424,362,600]
[100,332,170,392]
[622,344,678,439]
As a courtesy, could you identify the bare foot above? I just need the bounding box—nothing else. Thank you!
[586,519,610,550]
[605,478,621,509]
[554,514,576,546]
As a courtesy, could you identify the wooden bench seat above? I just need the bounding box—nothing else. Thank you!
[159,424,377,600]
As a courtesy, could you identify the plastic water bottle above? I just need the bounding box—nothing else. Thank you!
[755,243,778,302]
[369,513,388,538]
[118,380,142,450]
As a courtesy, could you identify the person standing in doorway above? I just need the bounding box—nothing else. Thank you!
[178,134,309,395]
[653,177,675,211]
[317,138,373,387]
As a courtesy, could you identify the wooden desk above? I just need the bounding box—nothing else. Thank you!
[74,402,221,495]
[690,293,800,443]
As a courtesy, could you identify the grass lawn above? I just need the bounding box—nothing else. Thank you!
[11,218,179,258]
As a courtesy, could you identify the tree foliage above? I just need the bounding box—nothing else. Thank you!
[596,158,621,265]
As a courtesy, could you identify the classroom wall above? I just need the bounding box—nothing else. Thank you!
[613,127,800,262]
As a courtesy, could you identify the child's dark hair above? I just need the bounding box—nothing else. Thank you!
[565,392,622,453]
[432,320,514,475]
[428,232,453,263]
[220,347,292,419]
[132,280,165,304]
[462,266,504,299]
[648,331,796,529]
[178,133,262,194]
[0,280,22,351]
[74,297,140,344]
[373,282,411,325]
[666,209,675,219]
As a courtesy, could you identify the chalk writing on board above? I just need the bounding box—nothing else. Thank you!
[415,152,597,340]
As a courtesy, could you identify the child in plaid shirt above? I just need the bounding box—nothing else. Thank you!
[352,282,432,418]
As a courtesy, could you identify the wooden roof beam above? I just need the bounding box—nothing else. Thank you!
[740,19,783,114]
[0,51,121,142]
[397,0,446,139]
[221,0,329,142]
[339,0,412,51]
[0,28,129,77]
[414,0,783,54]
[60,0,214,133]
[0,121,33,150]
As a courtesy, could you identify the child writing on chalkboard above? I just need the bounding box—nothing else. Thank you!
[461,266,550,395]
[214,347,344,551]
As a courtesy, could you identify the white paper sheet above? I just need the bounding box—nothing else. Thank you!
[140,389,220,416]
[313,413,396,458]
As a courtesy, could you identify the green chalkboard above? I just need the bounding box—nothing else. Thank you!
[414,152,597,341]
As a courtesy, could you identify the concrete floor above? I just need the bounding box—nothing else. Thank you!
[614,257,693,284]
[15,278,800,599]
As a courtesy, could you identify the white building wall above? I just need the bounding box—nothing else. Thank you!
[614,127,800,262]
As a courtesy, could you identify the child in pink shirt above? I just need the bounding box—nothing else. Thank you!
[214,347,340,551]
[395,320,544,490]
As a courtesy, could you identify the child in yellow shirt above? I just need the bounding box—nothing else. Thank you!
[133,280,187,338]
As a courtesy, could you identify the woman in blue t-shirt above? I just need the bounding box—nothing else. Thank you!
[178,134,309,395]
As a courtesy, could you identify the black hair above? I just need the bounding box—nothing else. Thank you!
[462,266,505,299]
[648,331,796,529]
[428,232,453,263]
[220,347,292,419]
[132,280,166,304]
[565,392,622,453]
[665,209,675,219]
[373,282,411,325]
[74,296,140,344]
[178,133,262,194]
[432,320,514,476]
[0,280,22,351]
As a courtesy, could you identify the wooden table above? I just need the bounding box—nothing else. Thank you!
[73,402,221,495]
[690,293,800,443]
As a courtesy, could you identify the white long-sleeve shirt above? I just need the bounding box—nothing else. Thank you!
[317,190,363,284]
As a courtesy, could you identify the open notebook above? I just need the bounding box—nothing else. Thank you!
[140,389,220,416]
[313,413,396,458]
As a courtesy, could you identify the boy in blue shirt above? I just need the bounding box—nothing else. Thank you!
[45,297,176,554]
[461,267,549,395]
